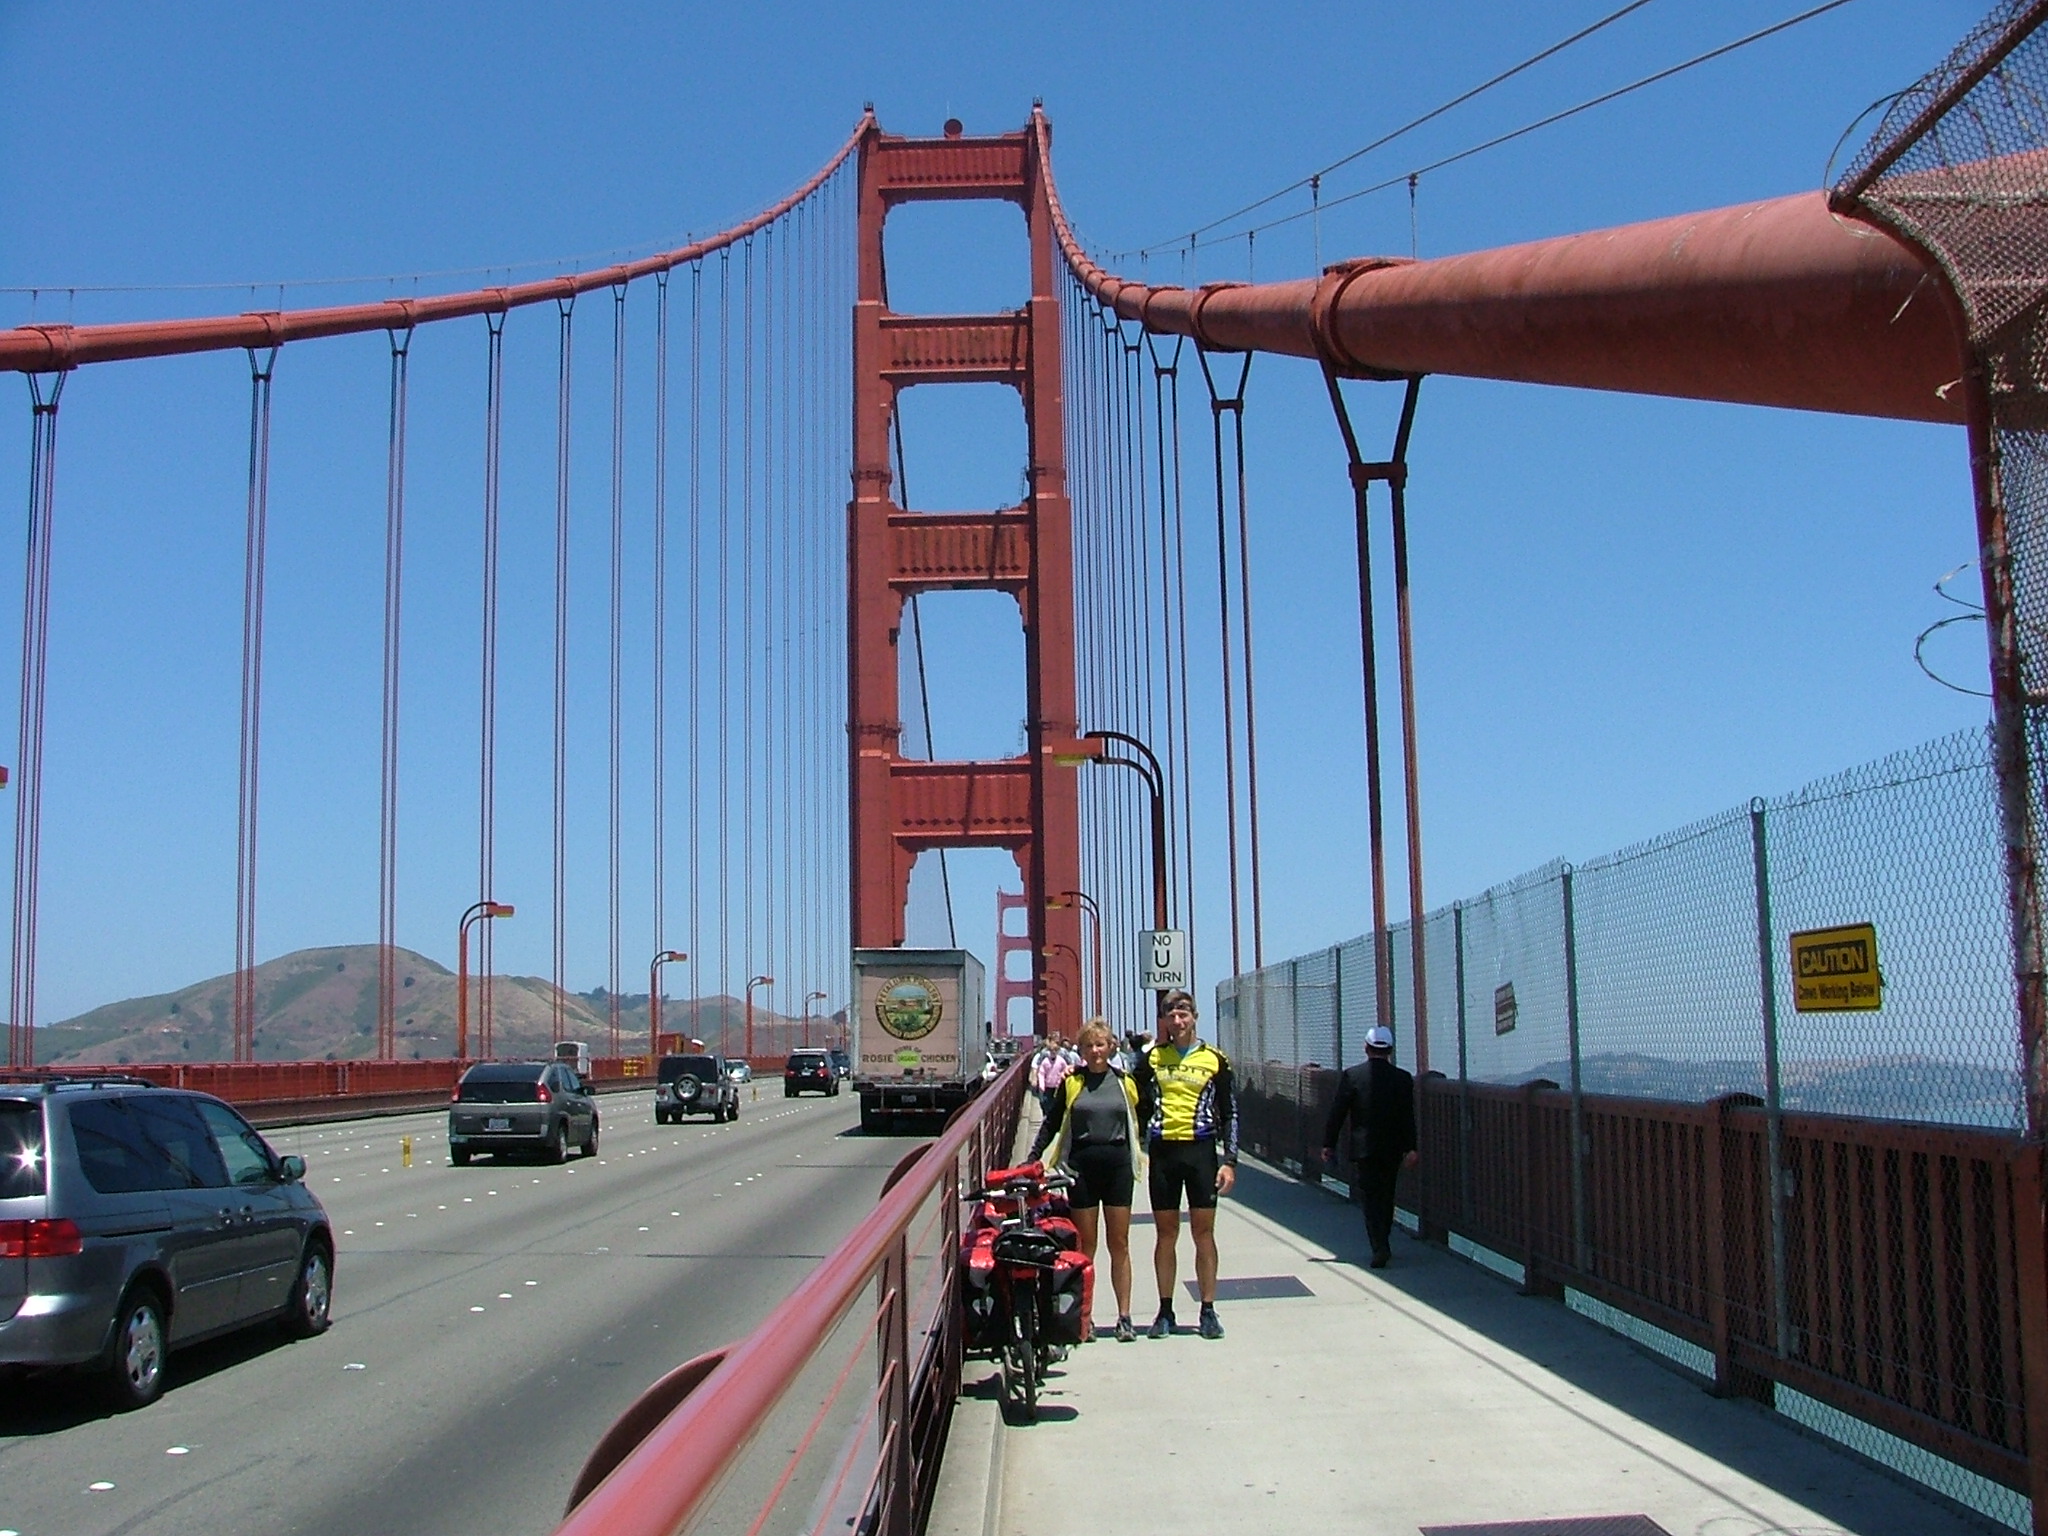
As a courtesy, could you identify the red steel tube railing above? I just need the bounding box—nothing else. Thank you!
[554,1060,1024,1536]
[1031,109,1967,425]
[0,114,871,374]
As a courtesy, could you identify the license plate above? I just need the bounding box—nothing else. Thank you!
[485,1117,511,1131]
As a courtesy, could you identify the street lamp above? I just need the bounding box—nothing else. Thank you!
[649,950,688,1063]
[803,989,827,1049]
[1047,890,1103,1023]
[457,901,515,1061]
[1050,729,1169,931]
[744,974,775,1065]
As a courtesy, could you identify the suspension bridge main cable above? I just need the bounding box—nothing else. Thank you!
[1166,0,1862,256]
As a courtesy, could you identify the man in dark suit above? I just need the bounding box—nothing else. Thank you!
[1321,1025,1418,1268]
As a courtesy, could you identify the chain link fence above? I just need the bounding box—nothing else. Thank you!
[1219,726,2036,1530]
[1221,726,2021,1130]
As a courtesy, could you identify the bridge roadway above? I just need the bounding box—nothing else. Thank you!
[0,1086,886,1536]
[931,1151,1999,1536]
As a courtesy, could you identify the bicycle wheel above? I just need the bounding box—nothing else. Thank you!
[1017,1297,1039,1421]
[998,1294,1024,1413]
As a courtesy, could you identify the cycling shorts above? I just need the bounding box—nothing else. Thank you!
[1147,1138,1221,1212]
[1066,1144,1135,1210]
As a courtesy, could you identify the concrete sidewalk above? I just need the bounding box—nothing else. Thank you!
[930,1155,2003,1536]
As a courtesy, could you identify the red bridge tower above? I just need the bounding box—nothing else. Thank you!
[848,116,1083,1038]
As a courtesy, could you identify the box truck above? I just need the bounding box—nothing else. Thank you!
[851,948,987,1133]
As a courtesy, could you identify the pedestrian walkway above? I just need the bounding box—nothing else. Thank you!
[929,1154,1998,1536]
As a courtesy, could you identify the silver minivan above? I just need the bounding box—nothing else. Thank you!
[0,1076,334,1409]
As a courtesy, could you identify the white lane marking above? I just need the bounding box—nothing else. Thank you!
[470,1306,485,1313]
[345,1363,367,1370]
[89,1481,115,1491]
[166,1446,189,1455]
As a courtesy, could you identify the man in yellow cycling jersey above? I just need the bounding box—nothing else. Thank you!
[1131,989,1237,1339]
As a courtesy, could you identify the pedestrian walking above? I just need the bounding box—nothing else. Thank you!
[1132,990,1237,1339]
[1321,1024,1418,1268]
[1029,1019,1143,1341]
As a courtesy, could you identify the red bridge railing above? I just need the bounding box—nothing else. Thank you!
[554,1060,1024,1536]
[1237,1065,2048,1500]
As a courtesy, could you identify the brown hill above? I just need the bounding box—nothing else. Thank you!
[33,944,845,1066]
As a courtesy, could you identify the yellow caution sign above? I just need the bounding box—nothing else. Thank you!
[1791,923,1882,1012]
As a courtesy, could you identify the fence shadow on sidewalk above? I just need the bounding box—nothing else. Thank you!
[1226,1157,1998,1536]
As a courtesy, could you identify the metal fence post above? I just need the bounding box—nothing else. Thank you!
[878,1231,912,1536]
[1562,864,1588,1274]
[1749,798,1792,1360]
[1455,902,1471,1226]
[1333,941,1345,1068]
[1290,956,1303,1170]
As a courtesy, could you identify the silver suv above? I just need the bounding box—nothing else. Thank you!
[654,1054,740,1123]
[0,1075,334,1409]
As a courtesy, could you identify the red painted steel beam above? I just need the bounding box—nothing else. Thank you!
[887,508,1031,593]
[1035,111,1964,424]
[0,117,871,373]
[888,758,1034,848]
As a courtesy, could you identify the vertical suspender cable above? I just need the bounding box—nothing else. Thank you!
[745,237,761,1048]
[778,217,796,1015]
[9,371,64,1068]
[1231,374,1267,971]
[234,349,275,1062]
[378,328,412,1062]
[718,249,732,1044]
[608,283,627,1058]
[653,272,670,1034]
[552,296,575,1046]
[1322,370,1422,1039]
[689,262,704,1020]
[763,231,776,1009]
[1164,344,1195,964]
[1147,333,1188,929]
[1198,348,1250,979]
[478,310,506,1057]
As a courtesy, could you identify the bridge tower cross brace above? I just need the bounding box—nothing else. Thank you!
[848,118,1083,1039]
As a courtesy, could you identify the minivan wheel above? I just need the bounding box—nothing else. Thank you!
[451,1146,472,1166]
[103,1287,168,1410]
[544,1122,566,1164]
[284,1240,334,1339]
[581,1116,600,1157]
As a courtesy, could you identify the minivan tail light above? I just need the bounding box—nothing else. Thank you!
[534,1084,551,1104]
[0,1218,84,1259]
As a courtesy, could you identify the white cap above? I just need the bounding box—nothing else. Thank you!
[1365,1026,1395,1051]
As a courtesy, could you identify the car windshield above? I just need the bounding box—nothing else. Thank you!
[0,1100,44,1198]
[658,1056,720,1084]
[457,1066,546,1103]
[788,1054,827,1069]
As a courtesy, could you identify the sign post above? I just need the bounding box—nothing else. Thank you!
[1139,929,1189,993]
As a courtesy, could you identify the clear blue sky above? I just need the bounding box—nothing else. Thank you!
[0,0,1989,1027]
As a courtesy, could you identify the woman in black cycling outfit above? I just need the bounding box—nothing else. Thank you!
[1030,1019,1143,1341]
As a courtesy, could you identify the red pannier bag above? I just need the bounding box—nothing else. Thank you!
[1043,1248,1092,1345]
[959,1226,1001,1350]
[1037,1214,1080,1253]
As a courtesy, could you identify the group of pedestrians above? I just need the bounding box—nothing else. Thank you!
[1021,991,1420,1343]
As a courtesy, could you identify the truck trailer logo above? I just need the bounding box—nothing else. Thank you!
[874,976,944,1041]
